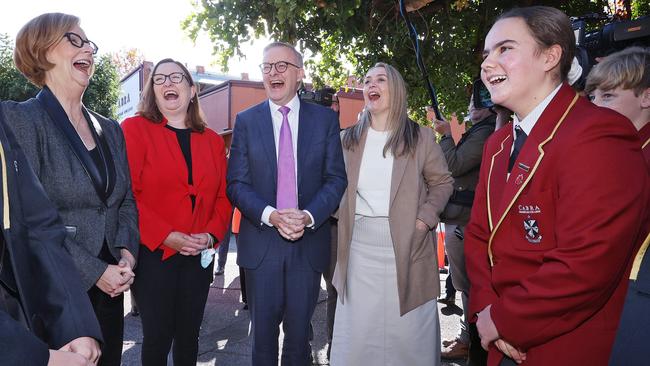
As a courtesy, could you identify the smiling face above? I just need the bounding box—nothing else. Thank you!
[152,62,195,119]
[44,25,95,91]
[481,17,561,118]
[262,45,304,106]
[363,66,390,116]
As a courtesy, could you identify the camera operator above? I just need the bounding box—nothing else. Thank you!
[585,46,650,163]
[324,93,340,360]
[430,95,496,365]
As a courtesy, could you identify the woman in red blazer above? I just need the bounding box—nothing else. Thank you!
[122,58,231,366]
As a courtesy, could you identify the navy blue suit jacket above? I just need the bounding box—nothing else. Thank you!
[226,100,346,273]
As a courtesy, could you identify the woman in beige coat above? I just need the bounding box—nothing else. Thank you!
[330,62,453,365]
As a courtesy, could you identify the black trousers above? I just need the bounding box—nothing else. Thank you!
[87,286,124,366]
[133,248,213,366]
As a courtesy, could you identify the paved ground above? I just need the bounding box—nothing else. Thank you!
[121,236,466,365]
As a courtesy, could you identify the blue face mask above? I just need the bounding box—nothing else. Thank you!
[200,248,216,268]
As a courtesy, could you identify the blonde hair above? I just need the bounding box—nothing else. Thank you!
[342,62,419,157]
[137,58,207,132]
[585,46,650,96]
[14,12,79,87]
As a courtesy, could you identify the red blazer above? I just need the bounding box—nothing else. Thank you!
[465,84,650,366]
[122,115,231,260]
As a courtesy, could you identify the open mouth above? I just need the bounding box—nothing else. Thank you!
[488,75,507,85]
[163,90,179,101]
[368,91,380,101]
[73,59,91,73]
[270,80,284,90]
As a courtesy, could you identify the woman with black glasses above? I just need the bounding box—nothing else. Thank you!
[1,13,140,366]
[121,58,231,366]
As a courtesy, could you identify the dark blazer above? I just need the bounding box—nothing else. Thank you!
[439,115,495,226]
[333,124,453,315]
[0,110,102,365]
[609,230,650,366]
[121,115,231,259]
[227,100,347,273]
[1,88,139,290]
[465,84,649,366]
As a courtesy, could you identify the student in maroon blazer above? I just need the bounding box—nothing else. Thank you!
[465,7,649,366]
[121,59,231,366]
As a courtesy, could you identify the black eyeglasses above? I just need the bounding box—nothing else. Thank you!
[259,61,300,74]
[63,32,98,54]
[152,72,187,85]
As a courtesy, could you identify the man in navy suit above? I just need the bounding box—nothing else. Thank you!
[227,42,347,366]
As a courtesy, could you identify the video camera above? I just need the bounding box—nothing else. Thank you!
[473,13,650,109]
[298,86,336,107]
[571,14,650,89]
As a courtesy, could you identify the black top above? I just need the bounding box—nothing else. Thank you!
[88,146,118,263]
[166,125,195,209]
[88,147,107,187]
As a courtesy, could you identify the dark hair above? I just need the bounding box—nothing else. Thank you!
[138,58,206,132]
[497,6,575,82]
[342,62,419,157]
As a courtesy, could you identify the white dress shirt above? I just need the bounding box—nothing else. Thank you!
[507,84,562,180]
[512,83,562,144]
[261,94,314,227]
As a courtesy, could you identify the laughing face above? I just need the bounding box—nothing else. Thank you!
[152,62,195,119]
[363,66,390,116]
[481,17,560,118]
[45,25,94,91]
[262,46,304,106]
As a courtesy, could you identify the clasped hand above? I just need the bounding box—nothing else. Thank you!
[270,208,310,241]
[476,304,527,364]
[97,249,135,297]
[163,231,212,256]
[49,337,100,366]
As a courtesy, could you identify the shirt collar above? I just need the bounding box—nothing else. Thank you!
[513,83,562,136]
[269,94,301,115]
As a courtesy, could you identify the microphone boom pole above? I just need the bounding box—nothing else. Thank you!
[398,0,443,120]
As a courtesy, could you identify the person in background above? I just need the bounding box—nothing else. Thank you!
[227,42,346,365]
[214,223,231,276]
[3,12,139,366]
[121,58,231,366]
[230,208,248,309]
[440,271,457,305]
[583,46,650,365]
[331,62,453,366]
[431,94,496,364]
[466,6,648,365]
[585,46,650,163]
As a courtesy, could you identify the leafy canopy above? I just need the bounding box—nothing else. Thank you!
[185,0,642,120]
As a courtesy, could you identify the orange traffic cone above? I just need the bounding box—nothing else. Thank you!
[437,225,446,269]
